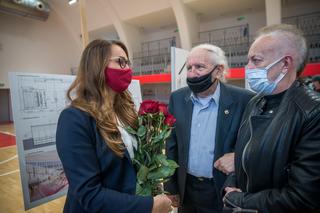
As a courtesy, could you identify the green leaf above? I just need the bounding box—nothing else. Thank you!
[153,134,164,144]
[137,125,147,137]
[136,183,152,196]
[143,149,152,165]
[137,165,149,183]
[147,169,163,180]
[126,126,137,135]
[167,159,179,169]
[132,158,142,167]
[155,154,169,166]
[147,166,174,180]
[163,166,177,178]
[136,183,143,194]
[162,178,171,184]
[148,164,158,171]
[162,124,168,131]
[163,129,172,140]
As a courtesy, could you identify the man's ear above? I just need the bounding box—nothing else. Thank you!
[283,56,293,71]
[215,65,224,78]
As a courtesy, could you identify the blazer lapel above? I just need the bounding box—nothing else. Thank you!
[124,149,133,165]
[183,91,194,166]
[214,83,235,161]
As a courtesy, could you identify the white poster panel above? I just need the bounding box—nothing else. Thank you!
[171,47,189,91]
[9,73,74,210]
[128,79,143,110]
[9,73,142,210]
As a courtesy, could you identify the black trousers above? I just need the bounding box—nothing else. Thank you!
[178,174,223,213]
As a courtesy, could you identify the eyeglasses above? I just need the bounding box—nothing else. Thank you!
[109,56,131,69]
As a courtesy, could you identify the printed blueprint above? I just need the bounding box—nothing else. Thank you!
[9,72,142,210]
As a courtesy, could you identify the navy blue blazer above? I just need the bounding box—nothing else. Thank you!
[56,107,153,213]
[164,82,254,202]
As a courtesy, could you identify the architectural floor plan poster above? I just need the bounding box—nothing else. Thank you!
[9,73,74,210]
[9,72,142,210]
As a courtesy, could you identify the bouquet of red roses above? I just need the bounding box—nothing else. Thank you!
[127,100,178,196]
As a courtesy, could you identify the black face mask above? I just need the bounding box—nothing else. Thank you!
[186,66,217,94]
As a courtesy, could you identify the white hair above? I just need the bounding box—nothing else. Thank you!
[189,43,229,82]
[256,24,307,74]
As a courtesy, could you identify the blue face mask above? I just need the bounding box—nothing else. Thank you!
[246,56,287,95]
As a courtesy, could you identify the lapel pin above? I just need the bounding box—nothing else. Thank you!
[224,109,229,115]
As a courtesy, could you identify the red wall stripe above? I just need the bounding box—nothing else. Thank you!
[132,73,171,85]
[133,63,320,85]
[301,63,320,76]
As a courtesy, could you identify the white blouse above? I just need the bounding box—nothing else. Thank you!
[118,124,137,159]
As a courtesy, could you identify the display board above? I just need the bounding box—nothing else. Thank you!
[171,47,189,91]
[9,72,142,210]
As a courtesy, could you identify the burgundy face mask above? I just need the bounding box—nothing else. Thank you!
[104,67,133,93]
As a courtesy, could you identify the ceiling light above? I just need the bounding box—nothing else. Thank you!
[68,0,77,5]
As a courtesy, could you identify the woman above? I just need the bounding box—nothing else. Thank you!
[56,39,172,213]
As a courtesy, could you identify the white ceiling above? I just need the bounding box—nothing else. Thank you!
[125,8,176,30]
[185,0,265,21]
[48,0,314,39]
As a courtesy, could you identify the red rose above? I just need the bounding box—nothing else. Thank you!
[139,100,159,115]
[158,103,169,116]
[164,113,176,126]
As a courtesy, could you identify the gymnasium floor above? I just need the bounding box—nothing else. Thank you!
[0,123,65,213]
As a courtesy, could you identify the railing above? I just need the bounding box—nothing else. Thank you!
[137,37,176,57]
[195,24,249,47]
[224,43,249,68]
[282,12,320,36]
[131,13,320,76]
[132,53,170,76]
[193,24,250,68]
[283,12,320,63]
[133,47,171,58]
[132,37,175,76]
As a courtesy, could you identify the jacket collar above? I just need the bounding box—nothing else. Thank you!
[214,82,236,160]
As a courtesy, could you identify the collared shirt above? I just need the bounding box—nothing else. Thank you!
[187,83,220,178]
[117,119,137,159]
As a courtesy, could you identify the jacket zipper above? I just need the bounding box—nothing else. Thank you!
[224,196,258,213]
[241,115,253,192]
[224,196,239,208]
[234,208,258,213]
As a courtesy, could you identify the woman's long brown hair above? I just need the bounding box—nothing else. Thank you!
[67,39,138,157]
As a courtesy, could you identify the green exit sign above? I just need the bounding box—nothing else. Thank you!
[0,82,5,87]
[237,16,246,21]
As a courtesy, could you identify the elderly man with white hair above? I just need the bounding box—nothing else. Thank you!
[223,24,320,213]
[164,44,254,213]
